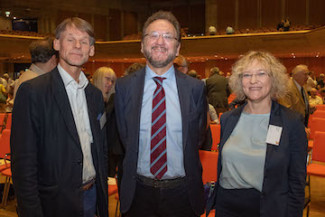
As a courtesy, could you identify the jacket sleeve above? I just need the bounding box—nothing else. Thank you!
[11,82,44,217]
[287,116,308,217]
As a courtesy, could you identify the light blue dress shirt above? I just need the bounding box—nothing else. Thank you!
[137,65,185,179]
[219,112,269,192]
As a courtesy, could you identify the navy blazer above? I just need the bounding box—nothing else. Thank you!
[207,101,307,217]
[11,67,108,217]
[114,68,207,215]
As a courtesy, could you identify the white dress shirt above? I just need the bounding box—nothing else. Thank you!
[58,64,95,183]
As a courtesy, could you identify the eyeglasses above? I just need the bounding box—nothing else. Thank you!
[144,32,178,42]
[241,71,269,80]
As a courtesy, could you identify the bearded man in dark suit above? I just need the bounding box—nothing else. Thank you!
[115,11,207,217]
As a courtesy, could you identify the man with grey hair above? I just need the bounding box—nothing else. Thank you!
[115,11,207,217]
[13,37,57,100]
[279,64,315,128]
[11,17,108,217]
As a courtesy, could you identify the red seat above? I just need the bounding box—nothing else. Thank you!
[5,113,12,130]
[315,104,325,111]
[307,131,325,177]
[0,166,11,207]
[199,150,218,184]
[309,117,325,140]
[0,129,11,171]
[310,110,325,120]
[210,124,220,152]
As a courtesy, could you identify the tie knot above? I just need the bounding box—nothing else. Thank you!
[153,77,165,87]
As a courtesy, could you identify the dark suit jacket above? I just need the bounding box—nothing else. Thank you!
[11,67,108,217]
[206,73,230,113]
[207,101,307,217]
[114,68,207,215]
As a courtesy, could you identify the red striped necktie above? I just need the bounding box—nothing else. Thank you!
[150,77,167,179]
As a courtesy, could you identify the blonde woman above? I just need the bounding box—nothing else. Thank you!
[207,51,307,217]
[93,66,116,102]
[93,67,124,190]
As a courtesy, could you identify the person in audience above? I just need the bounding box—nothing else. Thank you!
[320,87,325,103]
[316,73,325,89]
[188,69,198,78]
[206,50,307,217]
[278,64,315,129]
[174,54,189,74]
[309,88,323,107]
[125,62,145,76]
[206,66,230,114]
[208,26,217,35]
[13,37,57,100]
[11,17,108,217]
[93,66,124,192]
[114,11,207,217]
[305,71,316,94]
[226,26,234,34]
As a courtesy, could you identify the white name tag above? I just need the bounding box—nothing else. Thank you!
[266,125,282,146]
[99,112,107,130]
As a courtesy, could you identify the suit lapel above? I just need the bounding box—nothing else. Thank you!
[131,69,146,153]
[52,68,81,147]
[175,70,192,149]
[264,101,282,174]
[292,79,306,107]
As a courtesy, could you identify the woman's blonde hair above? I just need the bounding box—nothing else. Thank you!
[229,50,288,100]
[92,67,116,101]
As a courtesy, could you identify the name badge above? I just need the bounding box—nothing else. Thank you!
[266,125,282,146]
[98,112,107,129]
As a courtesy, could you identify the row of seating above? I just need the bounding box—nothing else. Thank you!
[0,113,12,208]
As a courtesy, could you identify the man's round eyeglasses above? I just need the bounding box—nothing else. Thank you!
[144,32,178,42]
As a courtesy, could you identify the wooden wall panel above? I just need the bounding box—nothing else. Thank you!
[238,0,258,29]
[109,9,122,41]
[287,0,306,25]
[94,15,107,41]
[189,3,205,35]
[309,0,325,25]
[77,13,92,24]
[123,12,138,37]
[56,10,77,26]
[217,0,236,32]
[261,0,282,28]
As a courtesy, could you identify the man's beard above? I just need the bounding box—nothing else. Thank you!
[143,46,176,68]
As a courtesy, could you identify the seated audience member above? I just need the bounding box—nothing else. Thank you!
[226,26,234,34]
[317,73,325,89]
[208,26,217,35]
[174,54,189,74]
[93,67,123,192]
[208,104,219,124]
[124,62,145,76]
[320,88,325,103]
[305,71,317,94]
[309,88,323,107]
[277,19,285,31]
[206,50,307,217]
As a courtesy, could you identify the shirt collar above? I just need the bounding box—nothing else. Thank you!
[145,65,175,82]
[29,64,46,75]
[58,64,88,89]
[293,79,302,91]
